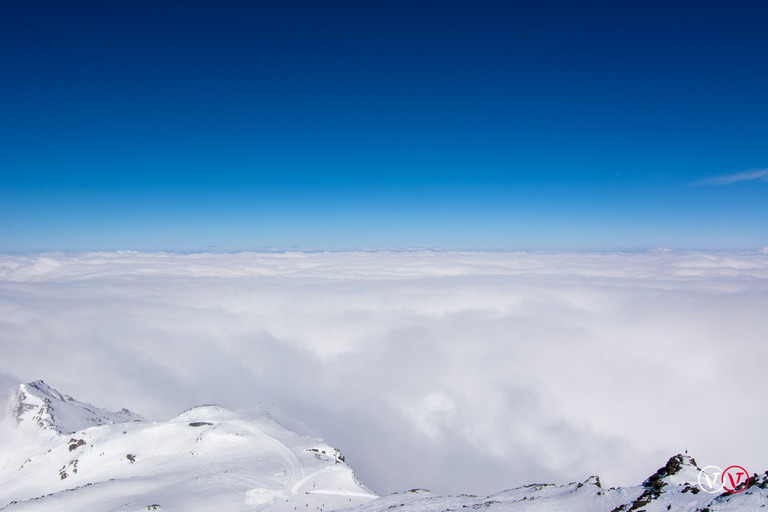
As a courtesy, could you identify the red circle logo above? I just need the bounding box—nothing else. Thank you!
[722,465,750,493]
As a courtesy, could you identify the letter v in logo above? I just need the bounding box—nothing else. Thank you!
[698,465,724,493]
[722,465,749,494]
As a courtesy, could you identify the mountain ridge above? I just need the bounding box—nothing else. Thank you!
[10,380,144,434]
[1,381,375,511]
[1,381,766,512]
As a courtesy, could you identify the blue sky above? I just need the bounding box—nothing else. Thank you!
[1,1,766,251]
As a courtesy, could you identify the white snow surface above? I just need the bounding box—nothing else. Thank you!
[355,457,768,512]
[10,380,144,434]
[0,382,375,511]
[2,382,767,512]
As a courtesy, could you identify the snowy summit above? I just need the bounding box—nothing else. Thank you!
[1,381,767,512]
[0,381,375,511]
[11,380,144,434]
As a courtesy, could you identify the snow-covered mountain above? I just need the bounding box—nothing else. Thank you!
[10,380,144,434]
[0,381,375,511]
[1,382,766,512]
[354,455,768,512]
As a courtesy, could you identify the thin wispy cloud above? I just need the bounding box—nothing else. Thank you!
[0,251,767,495]
[695,168,768,185]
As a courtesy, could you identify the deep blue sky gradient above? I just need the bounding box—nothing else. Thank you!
[1,1,766,251]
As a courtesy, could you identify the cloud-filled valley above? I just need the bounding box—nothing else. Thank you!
[1,250,766,495]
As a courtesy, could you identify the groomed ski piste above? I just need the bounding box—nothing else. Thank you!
[0,381,375,511]
[1,381,767,511]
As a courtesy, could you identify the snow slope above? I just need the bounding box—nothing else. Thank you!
[10,380,144,434]
[353,455,768,512]
[1,382,766,512]
[0,381,375,511]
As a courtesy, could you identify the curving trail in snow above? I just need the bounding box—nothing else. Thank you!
[0,382,376,512]
[238,419,373,511]
[238,419,304,508]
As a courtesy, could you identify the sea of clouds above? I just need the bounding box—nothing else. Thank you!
[1,250,766,495]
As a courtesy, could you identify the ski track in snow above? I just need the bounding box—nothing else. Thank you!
[1,382,376,512]
[239,419,363,512]
[3,381,768,511]
[239,419,303,508]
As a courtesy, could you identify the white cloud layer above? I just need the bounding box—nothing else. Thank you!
[695,168,768,185]
[1,251,767,495]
